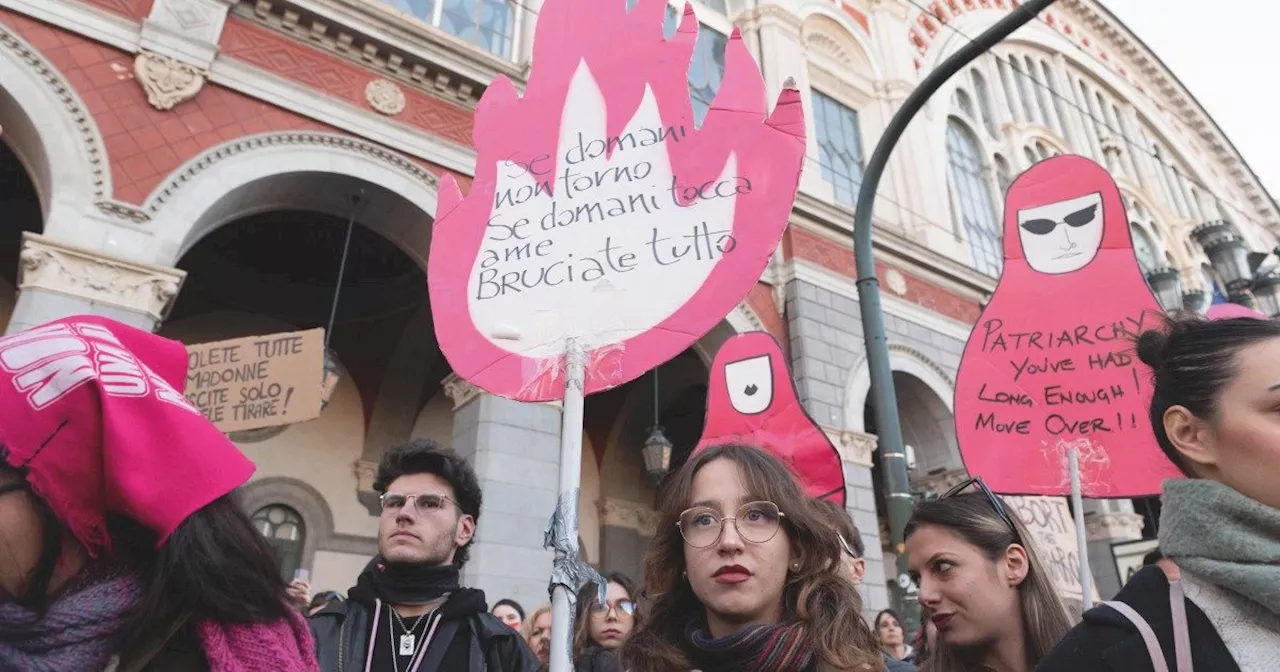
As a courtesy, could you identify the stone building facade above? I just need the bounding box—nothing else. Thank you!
[1,0,1276,615]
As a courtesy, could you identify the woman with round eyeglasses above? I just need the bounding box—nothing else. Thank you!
[619,443,882,672]
[572,571,637,671]
[904,478,1071,672]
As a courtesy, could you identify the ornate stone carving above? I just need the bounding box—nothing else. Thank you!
[134,51,207,111]
[147,132,439,216]
[96,200,152,223]
[17,233,186,322]
[353,459,382,515]
[441,373,481,409]
[0,27,108,200]
[365,79,407,116]
[1085,511,1145,542]
[600,498,658,537]
[822,427,877,466]
[885,268,909,296]
[354,459,378,492]
[888,344,957,388]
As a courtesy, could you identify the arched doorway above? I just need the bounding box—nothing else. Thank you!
[0,140,41,332]
[160,172,435,592]
[586,344,715,583]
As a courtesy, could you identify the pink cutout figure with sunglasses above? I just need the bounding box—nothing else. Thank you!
[953,155,1183,497]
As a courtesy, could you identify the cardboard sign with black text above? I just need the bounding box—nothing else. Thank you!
[185,329,324,433]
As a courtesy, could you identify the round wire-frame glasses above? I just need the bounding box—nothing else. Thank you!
[677,501,787,548]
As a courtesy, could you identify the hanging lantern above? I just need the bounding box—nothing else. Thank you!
[1181,289,1209,315]
[1144,267,1183,313]
[320,348,343,409]
[642,425,673,482]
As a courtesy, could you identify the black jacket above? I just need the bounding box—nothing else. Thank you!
[1037,565,1240,671]
[575,646,620,672]
[309,588,540,672]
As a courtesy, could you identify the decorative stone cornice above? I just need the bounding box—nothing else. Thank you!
[441,373,481,410]
[600,497,658,537]
[146,132,439,216]
[17,233,186,323]
[1085,511,1145,542]
[822,426,877,467]
[735,4,804,33]
[913,469,970,498]
[135,50,208,111]
[235,0,519,108]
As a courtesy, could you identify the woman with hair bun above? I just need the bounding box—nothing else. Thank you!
[1040,313,1280,671]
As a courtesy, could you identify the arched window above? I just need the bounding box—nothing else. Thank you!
[253,505,306,581]
[994,155,1012,197]
[947,120,1002,276]
[656,6,726,127]
[813,90,865,206]
[971,70,999,137]
[1131,225,1158,272]
[954,89,976,122]
[1024,146,1038,166]
[1041,60,1073,145]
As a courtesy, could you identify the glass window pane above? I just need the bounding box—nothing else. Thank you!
[947,120,1002,277]
[252,505,306,582]
[688,24,727,126]
[813,91,865,207]
[384,0,436,21]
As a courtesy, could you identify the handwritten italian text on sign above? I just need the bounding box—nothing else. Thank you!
[953,156,1183,497]
[428,0,806,401]
[184,329,324,433]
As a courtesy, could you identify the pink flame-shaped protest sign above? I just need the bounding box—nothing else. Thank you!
[428,0,806,402]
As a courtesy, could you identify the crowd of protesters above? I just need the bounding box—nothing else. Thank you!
[1,311,1276,671]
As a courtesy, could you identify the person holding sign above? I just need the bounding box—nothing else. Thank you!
[0,317,317,671]
[904,479,1072,672]
[618,444,883,672]
[1040,314,1280,672]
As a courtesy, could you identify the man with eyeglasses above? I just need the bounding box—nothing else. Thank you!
[818,500,916,672]
[309,439,540,671]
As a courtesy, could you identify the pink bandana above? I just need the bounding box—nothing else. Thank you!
[0,316,254,555]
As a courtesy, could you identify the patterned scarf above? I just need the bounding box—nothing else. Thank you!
[0,564,318,672]
[0,564,140,672]
[686,621,816,672]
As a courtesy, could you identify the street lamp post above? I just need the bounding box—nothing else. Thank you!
[849,0,1059,621]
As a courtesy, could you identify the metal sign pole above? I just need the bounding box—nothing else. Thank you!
[548,339,587,672]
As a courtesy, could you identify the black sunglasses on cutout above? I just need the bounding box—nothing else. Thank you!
[941,476,1020,542]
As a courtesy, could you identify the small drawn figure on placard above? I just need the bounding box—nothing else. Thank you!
[693,332,846,505]
[953,155,1182,497]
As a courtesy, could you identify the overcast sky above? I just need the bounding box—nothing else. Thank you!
[1102,0,1280,198]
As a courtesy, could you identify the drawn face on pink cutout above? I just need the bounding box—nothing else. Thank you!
[723,354,774,415]
[953,155,1182,498]
[694,332,845,506]
[1018,192,1104,275]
